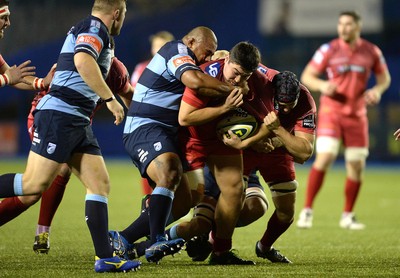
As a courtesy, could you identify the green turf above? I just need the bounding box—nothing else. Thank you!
[0,159,399,277]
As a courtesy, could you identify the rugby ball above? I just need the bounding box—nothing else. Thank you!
[216,112,258,140]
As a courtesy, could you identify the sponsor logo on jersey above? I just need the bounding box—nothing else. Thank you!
[205,62,221,77]
[47,142,57,154]
[153,142,162,151]
[172,56,195,67]
[336,64,365,74]
[32,131,41,145]
[90,19,101,29]
[138,148,148,163]
[302,114,316,129]
[76,34,102,53]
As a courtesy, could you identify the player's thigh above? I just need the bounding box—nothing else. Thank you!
[23,151,62,193]
[207,154,244,195]
[69,153,110,196]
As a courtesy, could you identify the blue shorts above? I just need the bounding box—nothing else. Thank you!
[203,165,263,200]
[31,110,101,163]
[123,123,186,178]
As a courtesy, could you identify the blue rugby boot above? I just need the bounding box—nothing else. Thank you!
[94,255,141,273]
[109,230,138,260]
[145,236,185,263]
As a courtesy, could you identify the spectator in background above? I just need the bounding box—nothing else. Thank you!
[130,30,175,195]
[297,10,391,230]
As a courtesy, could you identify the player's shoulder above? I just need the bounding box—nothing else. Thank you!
[358,38,383,55]
[318,39,339,53]
[158,40,185,57]
[201,59,224,77]
[299,83,317,110]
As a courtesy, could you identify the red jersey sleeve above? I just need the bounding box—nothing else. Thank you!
[371,44,388,75]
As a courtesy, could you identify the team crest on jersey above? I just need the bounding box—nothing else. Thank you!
[89,26,100,34]
[89,20,100,34]
[205,62,221,77]
[257,65,267,74]
[153,142,162,152]
[47,142,57,154]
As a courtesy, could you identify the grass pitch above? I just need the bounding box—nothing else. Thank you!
[0,159,399,277]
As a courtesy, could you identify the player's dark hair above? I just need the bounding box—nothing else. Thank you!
[273,71,300,103]
[229,41,261,73]
[340,10,361,24]
[0,0,9,6]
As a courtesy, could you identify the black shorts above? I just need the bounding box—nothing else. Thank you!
[31,110,101,163]
[123,123,186,178]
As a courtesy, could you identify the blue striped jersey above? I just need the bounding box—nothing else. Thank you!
[36,15,112,122]
[123,40,201,134]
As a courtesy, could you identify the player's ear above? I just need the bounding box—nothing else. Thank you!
[113,9,120,21]
[186,37,196,48]
[224,54,230,63]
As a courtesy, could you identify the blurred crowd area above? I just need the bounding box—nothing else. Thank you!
[0,0,399,160]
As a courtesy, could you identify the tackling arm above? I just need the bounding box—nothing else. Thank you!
[181,69,247,97]
[179,88,243,126]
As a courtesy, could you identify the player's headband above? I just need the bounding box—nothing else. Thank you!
[276,90,299,103]
[273,71,300,103]
[0,6,10,17]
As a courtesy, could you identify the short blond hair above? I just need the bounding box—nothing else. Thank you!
[92,0,126,12]
[149,31,175,44]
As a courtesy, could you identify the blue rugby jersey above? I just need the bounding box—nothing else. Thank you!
[36,15,112,122]
[123,40,201,134]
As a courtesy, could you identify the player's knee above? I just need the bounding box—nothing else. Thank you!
[18,194,42,206]
[245,188,268,215]
[269,180,298,198]
[192,196,216,230]
[345,147,369,162]
[58,163,72,179]
[316,136,340,155]
[186,169,205,206]
[276,209,295,223]
[22,176,51,195]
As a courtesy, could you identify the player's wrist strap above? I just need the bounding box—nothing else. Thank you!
[104,95,116,102]
[33,77,47,90]
[0,74,10,87]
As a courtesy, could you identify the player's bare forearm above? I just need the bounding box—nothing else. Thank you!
[273,127,314,163]
[223,124,270,150]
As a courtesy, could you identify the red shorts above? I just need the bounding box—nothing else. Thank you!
[243,148,295,183]
[317,109,368,147]
[27,91,47,141]
[184,138,241,171]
